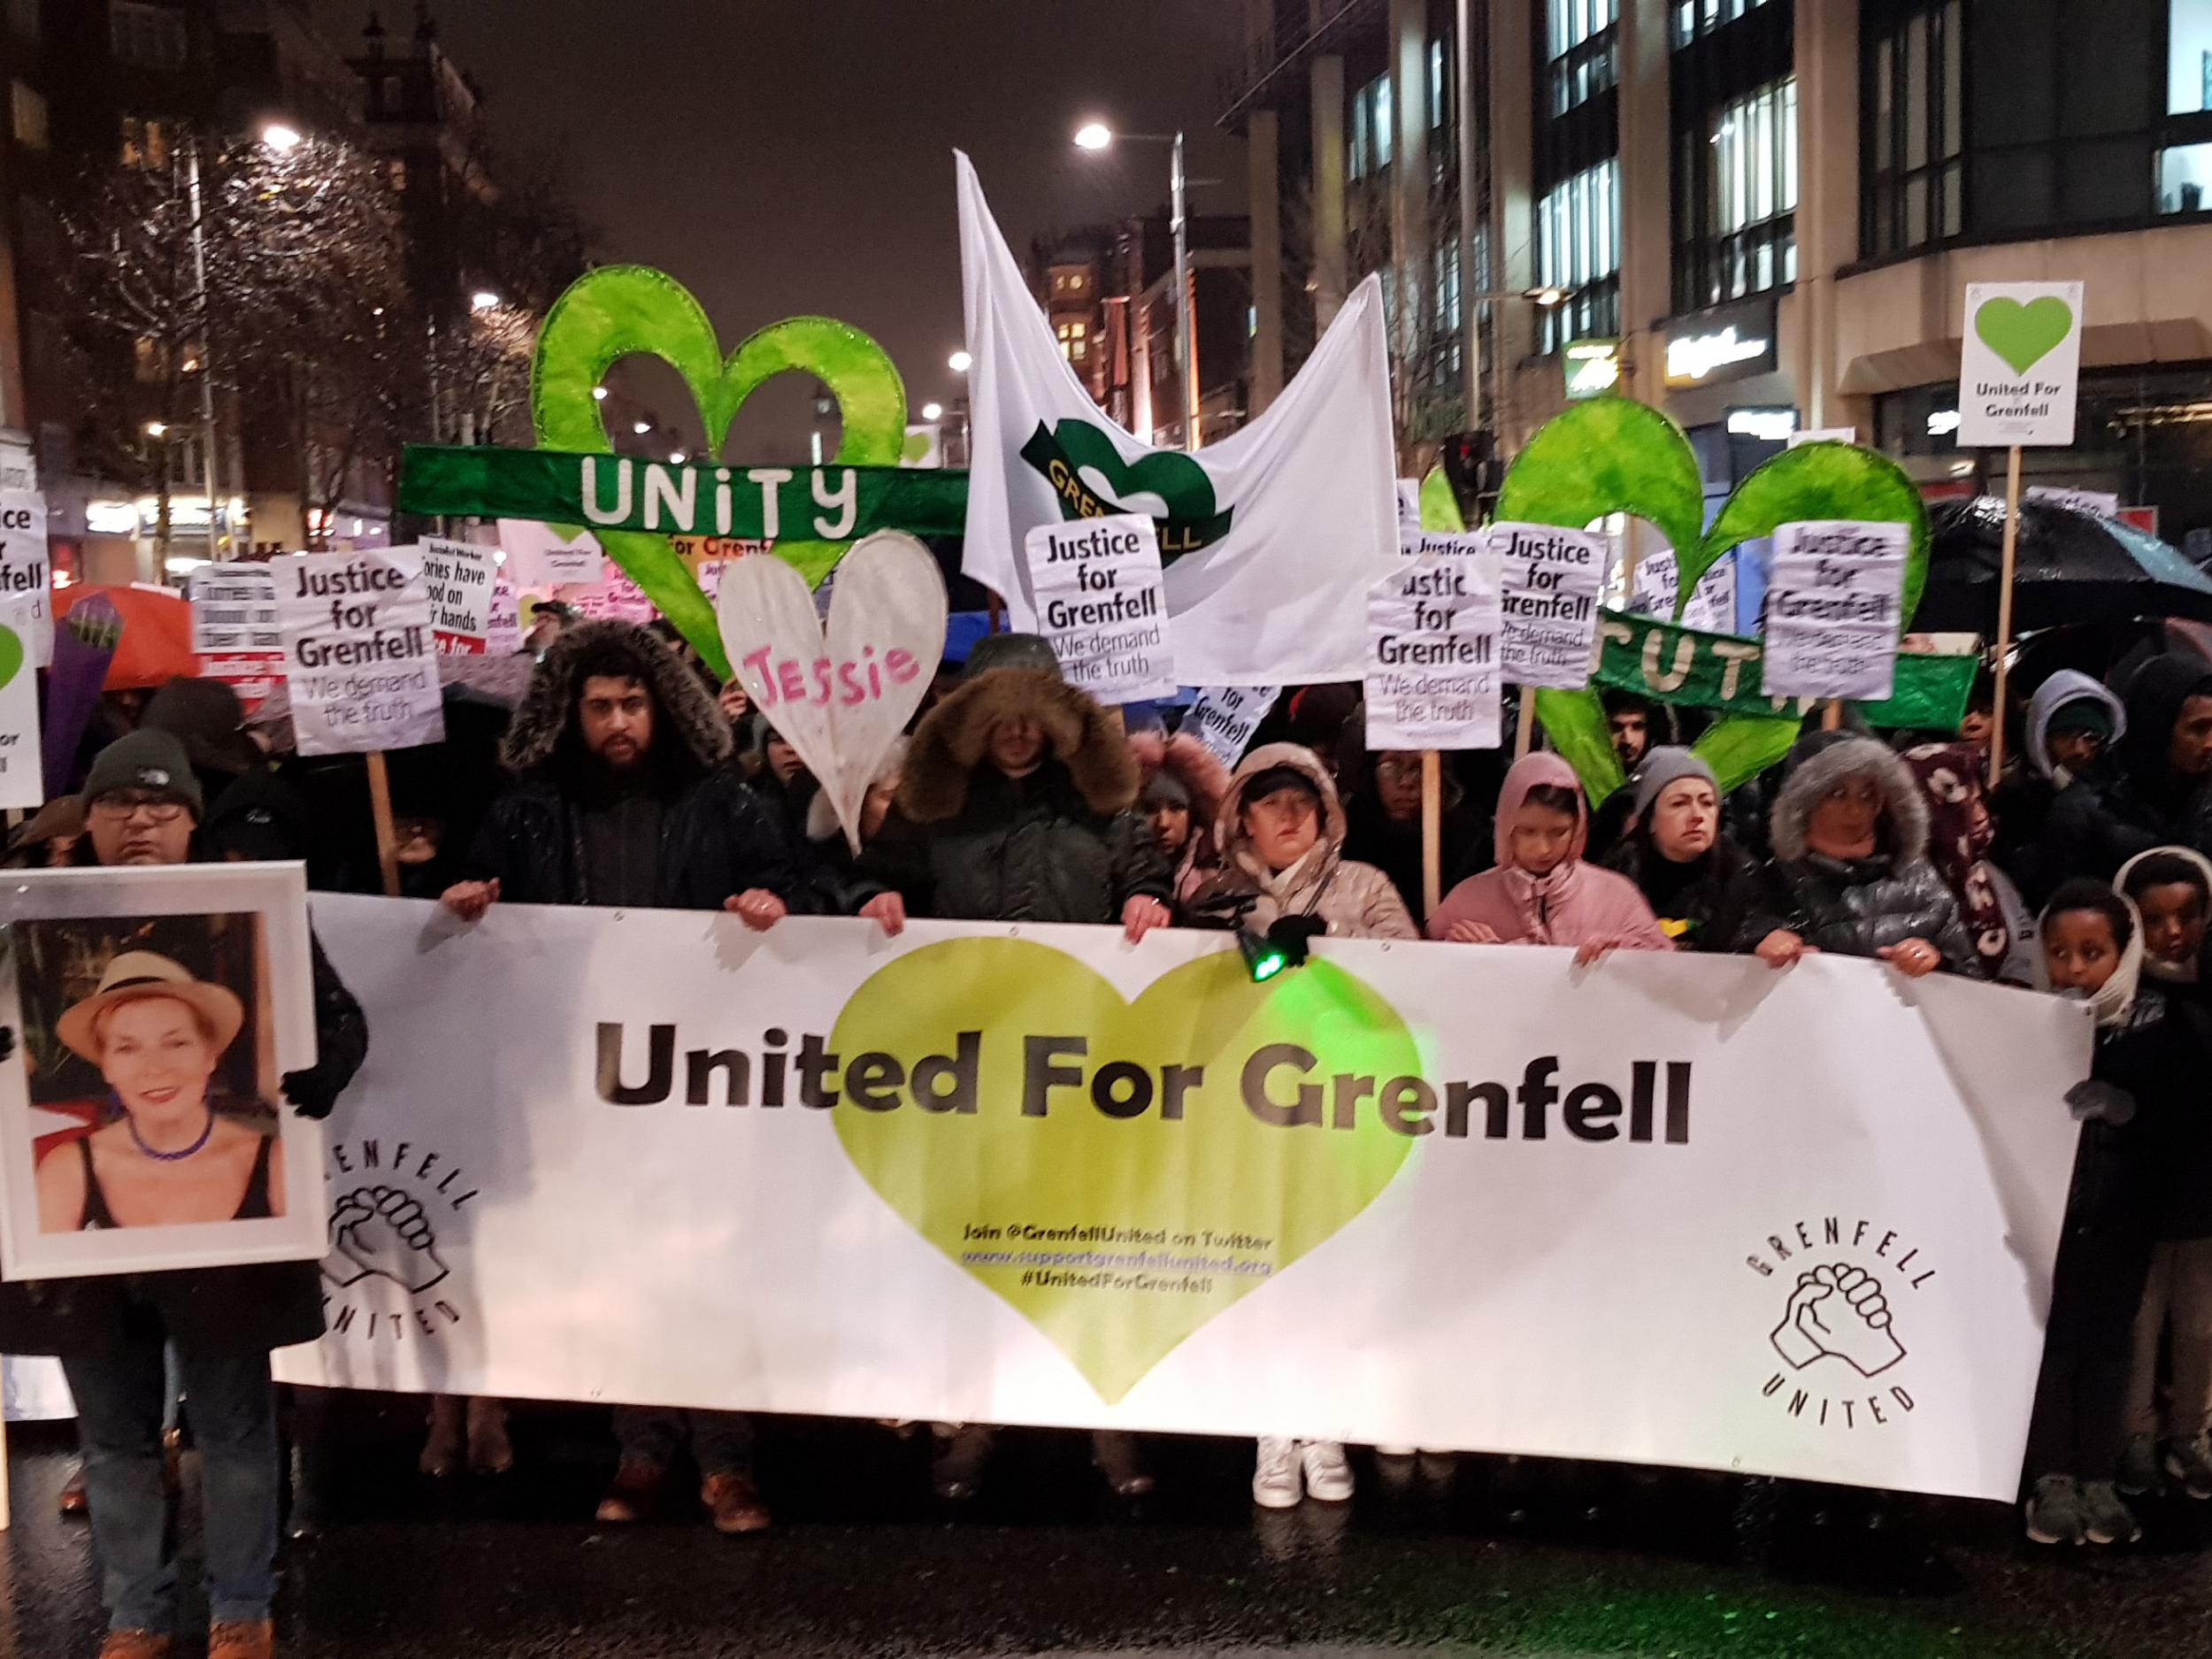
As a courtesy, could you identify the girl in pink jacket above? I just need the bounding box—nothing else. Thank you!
[1426,751,1673,960]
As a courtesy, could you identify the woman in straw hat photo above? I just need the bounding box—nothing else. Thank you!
[34,950,284,1233]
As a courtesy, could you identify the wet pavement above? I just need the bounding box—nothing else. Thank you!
[4,1402,2212,1659]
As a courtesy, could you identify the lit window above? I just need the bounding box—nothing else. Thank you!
[2159,141,2212,213]
[1673,0,1773,47]
[10,81,44,151]
[1349,73,1393,180]
[1685,75,1797,306]
[1536,160,1621,352]
[1546,0,1619,116]
[2172,2,2212,113]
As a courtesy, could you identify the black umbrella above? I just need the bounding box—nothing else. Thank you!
[1916,496,2212,633]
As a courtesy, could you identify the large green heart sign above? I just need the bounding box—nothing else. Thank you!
[1494,400,1930,797]
[830,937,1420,1402]
[1974,295,2075,376]
[533,265,909,677]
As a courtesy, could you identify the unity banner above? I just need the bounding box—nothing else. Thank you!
[278,896,2085,1501]
[955,152,1397,685]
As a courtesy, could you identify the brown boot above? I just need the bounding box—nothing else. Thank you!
[58,1463,88,1517]
[701,1472,771,1535]
[593,1458,667,1524]
[208,1621,273,1659]
[96,1634,171,1659]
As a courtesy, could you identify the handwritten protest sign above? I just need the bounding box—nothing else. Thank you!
[418,537,499,653]
[272,549,444,756]
[486,574,523,655]
[189,565,286,710]
[1363,547,1503,749]
[1185,684,1279,769]
[1024,513,1174,702]
[1631,549,1738,635]
[1762,521,1910,701]
[0,489,50,667]
[1493,522,1606,689]
[0,595,43,808]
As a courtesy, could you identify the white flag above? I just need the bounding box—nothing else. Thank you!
[956,151,1396,685]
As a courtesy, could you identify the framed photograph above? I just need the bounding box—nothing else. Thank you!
[0,862,327,1280]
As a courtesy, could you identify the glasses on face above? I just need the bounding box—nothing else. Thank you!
[88,793,188,825]
[1375,759,1421,783]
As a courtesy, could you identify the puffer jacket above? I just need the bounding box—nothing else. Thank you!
[1741,733,1976,967]
[1183,743,1417,940]
[856,665,1170,924]
[0,886,368,1359]
[1426,751,1672,951]
[463,620,809,911]
[1127,726,1234,905]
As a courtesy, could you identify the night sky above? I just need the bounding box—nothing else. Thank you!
[312,1,1248,455]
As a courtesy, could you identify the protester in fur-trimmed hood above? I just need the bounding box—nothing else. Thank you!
[1127,723,1233,905]
[1184,743,1415,941]
[1742,731,1973,973]
[849,633,1171,939]
[1903,741,2037,983]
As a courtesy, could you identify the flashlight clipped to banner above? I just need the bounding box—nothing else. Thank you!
[1237,916,1326,984]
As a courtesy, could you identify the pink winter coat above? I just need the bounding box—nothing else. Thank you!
[1425,751,1673,952]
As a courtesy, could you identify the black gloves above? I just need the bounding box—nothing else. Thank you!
[2064,1079,2137,1125]
[281,1068,342,1121]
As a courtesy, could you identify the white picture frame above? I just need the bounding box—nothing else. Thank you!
[0,862,328,1280]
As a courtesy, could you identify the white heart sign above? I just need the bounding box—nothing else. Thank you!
[717,533,948,854]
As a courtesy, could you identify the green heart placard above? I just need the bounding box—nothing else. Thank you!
[1494,399,1930,797]
[533,265,909,677]
[1974,295,2074,376]
[0,624,21,692]
[830,937,1422,1402]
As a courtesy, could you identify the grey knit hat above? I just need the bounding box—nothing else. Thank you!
[83,729,203,818]
[1632,746,1718,819]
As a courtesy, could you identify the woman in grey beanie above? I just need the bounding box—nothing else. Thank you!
[1602,748,1763,951]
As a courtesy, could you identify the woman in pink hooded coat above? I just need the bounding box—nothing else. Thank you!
[1425,751,1672,958]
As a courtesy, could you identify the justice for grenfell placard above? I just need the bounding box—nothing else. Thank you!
[273,549,446,756]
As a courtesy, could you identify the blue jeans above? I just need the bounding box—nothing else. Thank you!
[63,1326,280,1632]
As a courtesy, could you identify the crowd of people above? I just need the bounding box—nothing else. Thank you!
[7,603,2212,1657]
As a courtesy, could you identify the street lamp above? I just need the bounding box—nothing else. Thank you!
[633,420,652,435]
[593,385,609,401]
[470,289,503,313]
[921,401,944,421]
[1074,121,1195,450]
[948,349,972,373]
[144,421,168,438]
[259,122,303,154]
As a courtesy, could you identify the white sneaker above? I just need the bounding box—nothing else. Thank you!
[1253,1436,1302,1508]
[1302,1439,1355,1502]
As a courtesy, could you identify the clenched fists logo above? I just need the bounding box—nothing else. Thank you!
[323,1184,451,1295]
[1770,1263,1906,1378]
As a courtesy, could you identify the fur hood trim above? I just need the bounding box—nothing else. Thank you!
[1213,742,1348,859]
[1769,734,1928,864]
[1128,728,1235,826]
[498,620,732,775]
[898,669,1137,822]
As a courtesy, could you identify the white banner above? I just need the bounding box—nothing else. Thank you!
[277,897,2084,1501]
[0,595,42,809]
[956,151,1396,686]
[1959,280,2083,448]
[1184,685,1279,769]
[272,549,445,757]
[1025,514,1173,702]
[1364,549,1502,750]
[416,537,499,652]
[1494,523,1607,689]
[0,488,50,668]
[1763,521,1910,701]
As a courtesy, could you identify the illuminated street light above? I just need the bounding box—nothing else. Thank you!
[1527,286,1568,308]
[143,421,168,437]
[633,420,652,435]
[470,289,502,313]
[670,450,688,465]
[1073,121,1113,151]
[593,386,609,401]
[921,401,944,421]
[949,349,972,373]
[260,123,303,153]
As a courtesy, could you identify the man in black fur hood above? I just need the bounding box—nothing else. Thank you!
[441,618,803,1535]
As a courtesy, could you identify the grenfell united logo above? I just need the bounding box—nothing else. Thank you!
[1019,420,1234,559]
